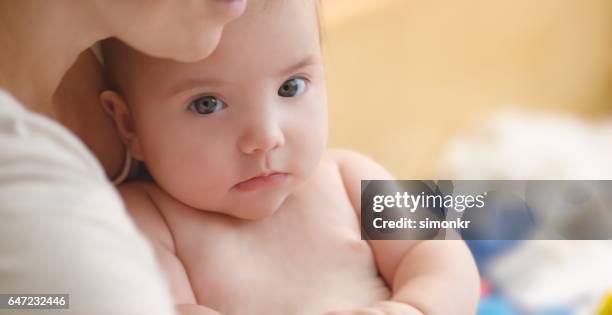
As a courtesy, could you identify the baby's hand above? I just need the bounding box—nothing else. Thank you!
[323,301,424,315]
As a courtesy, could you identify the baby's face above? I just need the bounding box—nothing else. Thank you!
[121,0,326,219]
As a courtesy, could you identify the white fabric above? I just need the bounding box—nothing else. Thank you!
[0,90,177,315]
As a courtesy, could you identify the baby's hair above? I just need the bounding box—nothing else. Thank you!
[99,37,126,94]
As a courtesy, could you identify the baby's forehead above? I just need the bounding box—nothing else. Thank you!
[102,0,321,95]
[209,0,321,59]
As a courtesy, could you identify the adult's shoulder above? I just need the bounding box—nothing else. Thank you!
[0,89,26,111]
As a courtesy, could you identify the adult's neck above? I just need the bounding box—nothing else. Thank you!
[0,0,108,114]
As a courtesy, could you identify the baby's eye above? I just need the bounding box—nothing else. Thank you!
[188,96,226,115]
[278,77,307,98]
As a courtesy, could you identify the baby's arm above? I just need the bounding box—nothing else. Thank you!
[119,182,221,315]
[329,150,480,315]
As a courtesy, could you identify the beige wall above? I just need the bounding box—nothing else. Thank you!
[321,0,612,178]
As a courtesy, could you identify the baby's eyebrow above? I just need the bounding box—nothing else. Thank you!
[279,55,322,76]
[167,78,228,97]
[166,55,322,96]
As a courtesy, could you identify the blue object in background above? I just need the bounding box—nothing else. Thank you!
[478,295,518,315]
[467,240,520,273]
[534,307,573,315]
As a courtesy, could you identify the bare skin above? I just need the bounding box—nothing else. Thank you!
[0,0,247,179]
[0,1,104,112]
[121,150,480,315]
[121,152,390,314]
[104,0,480,313]
[0,1,247,314]
[52,50,125,178]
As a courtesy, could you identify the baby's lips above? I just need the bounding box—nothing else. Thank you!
[233,172,288,192]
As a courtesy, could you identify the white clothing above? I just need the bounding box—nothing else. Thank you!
[0,90,176,315]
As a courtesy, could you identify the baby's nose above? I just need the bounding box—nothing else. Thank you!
[237,116,285,155]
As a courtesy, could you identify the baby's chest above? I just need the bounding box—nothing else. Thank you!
[173,177,389,313]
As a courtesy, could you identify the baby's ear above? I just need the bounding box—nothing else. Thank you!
[99,90,144,161]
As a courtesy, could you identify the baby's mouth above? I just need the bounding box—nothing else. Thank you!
[233,171,289,192]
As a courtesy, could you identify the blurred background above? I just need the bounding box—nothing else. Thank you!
[321,0,612,178]
[320,1,612,314]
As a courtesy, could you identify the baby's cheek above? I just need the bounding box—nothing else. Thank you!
[144,138,229,206]
[155,159,230,211]
[291,121,327,179]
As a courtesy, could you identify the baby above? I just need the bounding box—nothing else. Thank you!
[100,0,479,314]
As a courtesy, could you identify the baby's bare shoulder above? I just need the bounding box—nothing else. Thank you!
[321,149,394,214]
[117,180,163,214]
[325,149,389,174]
[118,181,175,251]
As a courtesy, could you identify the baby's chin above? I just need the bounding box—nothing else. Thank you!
[176,173,304,220]
[215,173,303,220]
[220,192,291,220]
[167,182,294,220]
